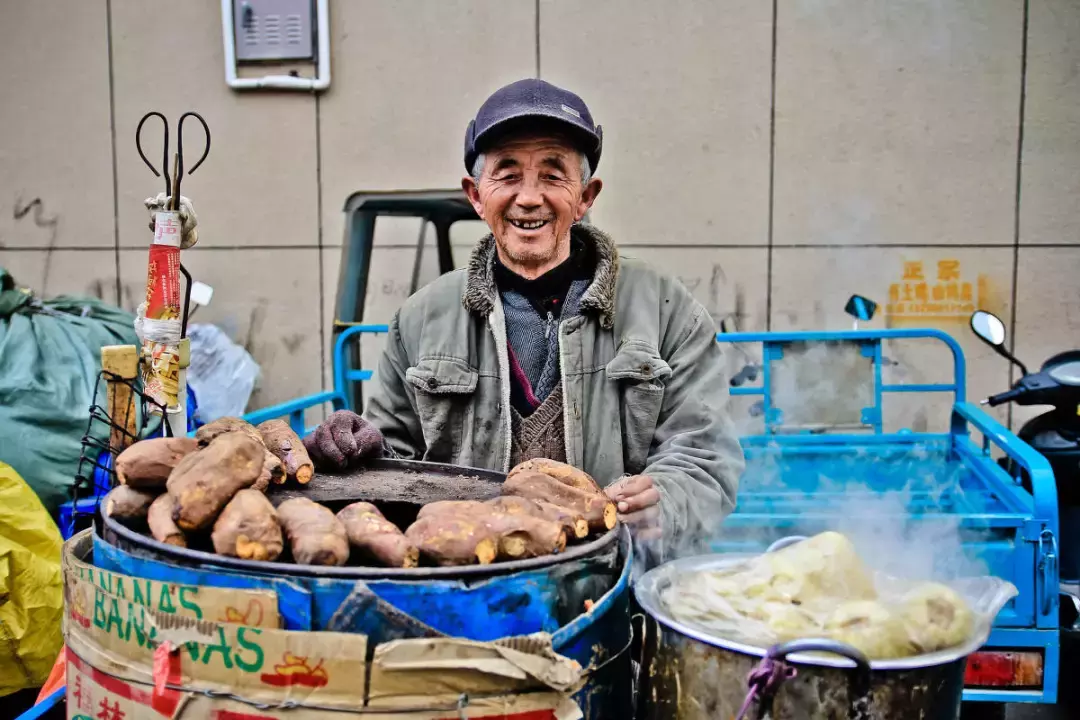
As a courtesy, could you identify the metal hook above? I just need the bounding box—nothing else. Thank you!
[174,112,211,206]
[176,111,212,177]
[135,111,171,197]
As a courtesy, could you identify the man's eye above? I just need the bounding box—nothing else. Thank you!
[544,174,564,182]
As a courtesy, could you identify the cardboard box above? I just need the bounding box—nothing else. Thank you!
[64,533,584,719]
[63,530,280,629]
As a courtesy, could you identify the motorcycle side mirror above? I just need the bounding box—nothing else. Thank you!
[970,310,1029,376]
[844,294,877,330]
[970,310,1006,346]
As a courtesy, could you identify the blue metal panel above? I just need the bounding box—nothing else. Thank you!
[94,527,627,629]
[553,533,633,719]
[312,574,562,640]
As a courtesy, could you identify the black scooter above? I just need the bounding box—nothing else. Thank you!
[969,309,1080,584]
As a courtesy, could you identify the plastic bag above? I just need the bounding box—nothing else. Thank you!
[0,267,138,514]
[0,461,63,696]
[660,531,1018,660]
[187,323,261,424]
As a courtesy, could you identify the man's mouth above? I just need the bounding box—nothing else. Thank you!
[508,218,551,231]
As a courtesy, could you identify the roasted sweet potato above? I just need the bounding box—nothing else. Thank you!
[276,498,349,566]
[337,502,419,568]
[251,453,283,493]
[413,499,563,560]
[103,486,156,524]
[509,458,606,494]
[194,416,260,446]
[405,515,497,566]
[415,500,487,520]
[482,512,566,559]
[147,494,186,547]
[115,437,199,489]
[195,416,284,488]
[166,432,264,531]
[487,496,588,540]
[502,470,616,534]
[257,419,314,484]
[212,489,284,561]
[534,500,590,540]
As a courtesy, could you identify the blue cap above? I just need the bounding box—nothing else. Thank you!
[464,79,603,174]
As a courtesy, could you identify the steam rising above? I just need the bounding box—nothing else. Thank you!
[638,339,993,585]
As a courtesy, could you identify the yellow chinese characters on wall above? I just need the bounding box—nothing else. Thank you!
[886,259,989,325]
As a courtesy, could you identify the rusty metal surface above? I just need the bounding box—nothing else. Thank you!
[638,623,966,720]
[267,458,505,508]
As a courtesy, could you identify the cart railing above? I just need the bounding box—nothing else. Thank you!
[716,328,966,434]
[239,324,388,436]
[951,400,1059,630]
[246,327,972,437]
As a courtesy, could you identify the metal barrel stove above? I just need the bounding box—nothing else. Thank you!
[93,458,633,718]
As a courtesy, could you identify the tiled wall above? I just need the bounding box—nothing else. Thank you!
[2,0,1078,431]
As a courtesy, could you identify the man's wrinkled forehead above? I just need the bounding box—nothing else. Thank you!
[485,133,581,168]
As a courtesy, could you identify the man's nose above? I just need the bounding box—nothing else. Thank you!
[514,175,543,209]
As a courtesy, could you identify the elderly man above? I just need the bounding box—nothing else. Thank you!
[304,79,744,552]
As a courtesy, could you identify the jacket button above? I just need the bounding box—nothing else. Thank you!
[427,377,439,389]
[640,364,652,375]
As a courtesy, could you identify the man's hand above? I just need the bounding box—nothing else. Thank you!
[302,410,385,471]
[606,475,662,540]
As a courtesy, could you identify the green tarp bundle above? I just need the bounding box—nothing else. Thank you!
[0,267,138,515]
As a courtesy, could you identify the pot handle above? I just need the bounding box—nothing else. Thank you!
[768,639,872,720]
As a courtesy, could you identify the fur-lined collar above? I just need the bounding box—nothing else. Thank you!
[462,223,619,328]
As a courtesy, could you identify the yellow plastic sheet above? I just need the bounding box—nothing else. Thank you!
[0,461,63,696]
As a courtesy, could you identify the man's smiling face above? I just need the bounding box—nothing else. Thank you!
[463,132,602,279]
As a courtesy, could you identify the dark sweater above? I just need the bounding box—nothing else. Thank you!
[494,238,595,417]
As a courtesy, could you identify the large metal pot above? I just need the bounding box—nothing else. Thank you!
[633,553,991,720]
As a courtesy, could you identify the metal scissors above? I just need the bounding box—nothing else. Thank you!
[135,111,211,210]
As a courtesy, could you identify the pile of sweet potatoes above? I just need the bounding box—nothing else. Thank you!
[107,430,615,568]
[104,417,315,562]
[400,458,617,567]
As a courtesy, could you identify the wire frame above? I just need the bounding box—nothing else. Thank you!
[69,369,170,531]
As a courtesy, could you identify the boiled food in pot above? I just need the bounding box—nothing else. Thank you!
[661,531,975,659]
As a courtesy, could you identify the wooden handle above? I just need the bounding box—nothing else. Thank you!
[101,345,140,452]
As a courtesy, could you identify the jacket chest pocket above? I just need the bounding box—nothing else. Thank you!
[607,344,671,474]
[405,358,478,462]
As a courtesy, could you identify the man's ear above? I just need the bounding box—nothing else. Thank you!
[462,176,484,219]
[576,177,603,221]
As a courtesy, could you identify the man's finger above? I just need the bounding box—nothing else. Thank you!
[616,486,661,514]
[315,425,347,469]
[606,474,653,501]
[333,423,358,460]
